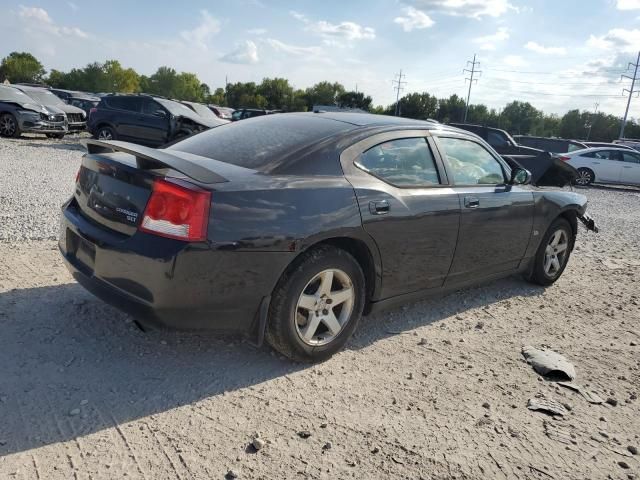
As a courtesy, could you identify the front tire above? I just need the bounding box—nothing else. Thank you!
[526,218,573,286]
[574,168,594,186]
[0,113,20,138]
[265,245,366,362]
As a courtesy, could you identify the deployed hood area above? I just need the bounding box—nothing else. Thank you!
[156,98,221,128]
[503,153,579,188]
[0,85,66,117]
[14,86,85,116]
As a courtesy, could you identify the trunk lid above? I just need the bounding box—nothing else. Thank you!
[74,140,231,236]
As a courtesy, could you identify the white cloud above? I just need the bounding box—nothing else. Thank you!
[247,28,267,35]
[18,5,87,38]
[308,20,375,42]
[265,39,323,56]
[587,28,640,53]
[408,0,515,19]
[180,10,220,50]
[524,41,567,55]
[219,40,259,64]
[290,11,375,42]
[502,55,527,67]
[617,0,640,9]
[473,27,509,50]
[394,6,435,32]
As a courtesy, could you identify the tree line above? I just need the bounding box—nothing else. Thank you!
[2,51,639,141]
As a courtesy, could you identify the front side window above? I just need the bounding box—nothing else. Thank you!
[356,137,440,187]
[438,137,506,185]
[622,152,640,164]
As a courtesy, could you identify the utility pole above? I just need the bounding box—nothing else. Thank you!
[225,75,229,106]
[620,51,640,140]
[463,54,481,123]
[392,70,406,116]
[586,102,599,141]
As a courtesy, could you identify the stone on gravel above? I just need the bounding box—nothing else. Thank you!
[225,469,239,479]
[69,408,80,416]
[606,397,618,407]
[628,446,638,455]
[322,441,332,450]
[297,430,311,439]
[252,437,266,451]
[619,461,630,469]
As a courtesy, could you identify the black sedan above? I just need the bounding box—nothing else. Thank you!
[59,113,597,362]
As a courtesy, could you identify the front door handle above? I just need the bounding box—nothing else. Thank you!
[369,200,390,215]
[464,196,480,208]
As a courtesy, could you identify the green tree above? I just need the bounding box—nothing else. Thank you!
[303,81,345,109]
[394,92,438,120]
[0,52,46,83]
[209,87,226,106]
[337,91,372,111]
[257,77,295,110]
[437,95,466,123]
[500,101,542,135]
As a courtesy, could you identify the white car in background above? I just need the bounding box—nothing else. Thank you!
[559,147,640,186]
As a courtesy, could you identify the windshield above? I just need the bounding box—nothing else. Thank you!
[156,98,200,117]
[20,89,66,106]
[0,86,35,103]
[185,102,217,120]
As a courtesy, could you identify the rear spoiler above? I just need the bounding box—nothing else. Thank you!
[83,139,228,184]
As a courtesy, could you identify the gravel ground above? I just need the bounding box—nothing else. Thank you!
[1,136,639,479]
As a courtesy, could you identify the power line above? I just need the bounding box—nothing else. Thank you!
[463,54,481,122]
[476,84,625,98]
[620,51,640,139]
[482,77,620,87]
[392,69,407,116]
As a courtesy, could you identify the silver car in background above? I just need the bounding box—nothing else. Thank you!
[0,85,67,138]
[14,85,86,134]
[559,147,640,186]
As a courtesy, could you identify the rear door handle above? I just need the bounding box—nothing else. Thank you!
[464,196,480,208]
[369,200,390,215]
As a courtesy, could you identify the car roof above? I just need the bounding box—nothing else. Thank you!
[13,85,50,93]
[569,146,636,154]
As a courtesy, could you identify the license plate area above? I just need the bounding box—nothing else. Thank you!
[66,229,96,274]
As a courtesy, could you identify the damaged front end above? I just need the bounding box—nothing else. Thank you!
[503,152,578,188]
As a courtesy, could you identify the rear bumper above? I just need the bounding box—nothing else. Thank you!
[58,198,293,333]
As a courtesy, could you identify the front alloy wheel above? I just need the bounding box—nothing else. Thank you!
[543,229,569,278]
[295,269,355,346]
[97,127,114,140]
[0,114,18,138]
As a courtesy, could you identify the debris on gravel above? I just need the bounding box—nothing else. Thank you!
[522,345,576,380]
[527,397,569,416]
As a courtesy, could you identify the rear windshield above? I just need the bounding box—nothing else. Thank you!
[168,114,352,170]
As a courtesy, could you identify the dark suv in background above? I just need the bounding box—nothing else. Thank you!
[514,135,588,154]
[87,94,224,146]
[449,123,542,157]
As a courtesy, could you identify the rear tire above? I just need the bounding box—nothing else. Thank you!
[574,168,594,186]
[0,113,20,138]
[95,125,115,141]
[526,218,573,286]
[265,245,366,363]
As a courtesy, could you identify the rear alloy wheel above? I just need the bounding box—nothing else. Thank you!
[526,218,573,286]
[96,126,115,141]
[0,113,19,138]
[266,245,365,362]
[574,168,594,186]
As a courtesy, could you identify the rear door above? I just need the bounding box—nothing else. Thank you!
[433,134,534,282]
[620,151,640,185]
[340,131,460,299]
[104,97,141,140]
[594,150,623,182]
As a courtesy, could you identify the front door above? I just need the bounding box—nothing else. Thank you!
[341,132,461,299]
[433,135,535,283]
[620,151,640,185]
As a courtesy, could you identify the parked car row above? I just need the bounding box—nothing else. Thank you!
[88,94,228,147]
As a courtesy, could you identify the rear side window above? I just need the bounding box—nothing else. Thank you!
[623,152,640,164]
[487,130,509,147]
[356,138,440,187]
[438,137,506,185]
[169,114,352,170]
[105,96,140,112]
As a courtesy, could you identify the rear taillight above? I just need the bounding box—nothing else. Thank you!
[75,167,81,183]
[140,179,211,242]
[558,156,571,162]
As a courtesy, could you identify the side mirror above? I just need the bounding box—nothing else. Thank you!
[511,167,532,185]
[154,110,167,118]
